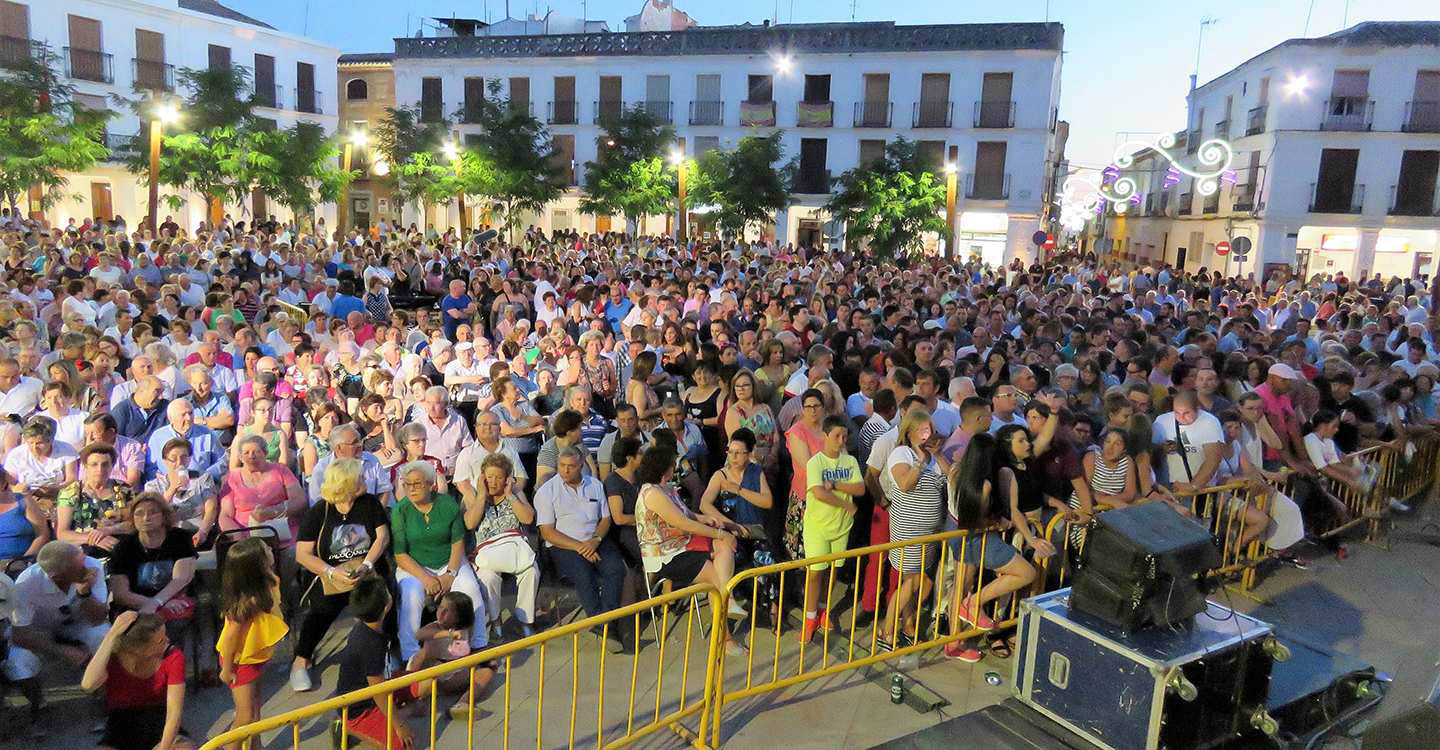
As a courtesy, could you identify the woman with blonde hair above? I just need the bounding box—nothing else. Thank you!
[880,407,950,648]
[288,458,391,692]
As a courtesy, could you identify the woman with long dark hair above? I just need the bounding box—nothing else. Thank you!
[992,424,1057,560]
[944,433,1035,660]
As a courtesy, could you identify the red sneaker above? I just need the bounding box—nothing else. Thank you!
[802,615,820,643]
[957,597,996,631]
[944,642,983,663]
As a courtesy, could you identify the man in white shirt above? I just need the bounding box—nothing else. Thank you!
[4,542,111,704]
[0,356,44,419]
[278,277,309,306]
[175,274,205,308]
[454,411,529,498]
[1151,390,1224,492]
[535,447,629,647]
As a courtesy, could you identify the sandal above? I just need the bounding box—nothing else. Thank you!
[988,637,1015,659]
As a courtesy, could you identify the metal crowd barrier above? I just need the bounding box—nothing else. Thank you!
[203,437,1440,749]
[198,582,725,750]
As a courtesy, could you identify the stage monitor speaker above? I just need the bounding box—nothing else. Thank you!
[1079,502,1221,582]
[473,228,499,244]
[1071,503,1220,632]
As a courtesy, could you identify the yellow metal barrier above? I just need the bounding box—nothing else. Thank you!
[201,437,1440,749]
[199,583,725,750]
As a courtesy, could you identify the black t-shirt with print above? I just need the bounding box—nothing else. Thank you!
[108,529,197,598]
[298,493,389,568]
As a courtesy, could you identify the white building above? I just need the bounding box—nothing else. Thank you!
[380,20,1064,262]
[8,0,338,229]
[1101,22,1440,283]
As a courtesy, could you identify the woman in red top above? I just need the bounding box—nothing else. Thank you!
[81,610,193,750]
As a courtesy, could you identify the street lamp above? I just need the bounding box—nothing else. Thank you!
[671,138,687,246]
[774,53,794,75]
[146,99,180,238]
[336,128,367,236]
[1284,73,1310,98]
[943,145,959,258]
[441,140,467,232]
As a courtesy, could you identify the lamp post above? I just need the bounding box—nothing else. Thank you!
[337,128,367,237]
[944,145,959,258]
[669,137,687,246]
[442,140,467,233]
[146,100,180,238]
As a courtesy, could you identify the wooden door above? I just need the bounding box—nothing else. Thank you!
[595,214,611,234]
[251,188,266,224]
[90,182,112,222]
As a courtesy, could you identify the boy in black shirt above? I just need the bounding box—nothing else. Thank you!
[335,577,417,750]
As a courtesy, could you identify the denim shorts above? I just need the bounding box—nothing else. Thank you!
[947,530,1017,571]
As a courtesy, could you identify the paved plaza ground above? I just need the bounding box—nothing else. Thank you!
[7,501,1439,749]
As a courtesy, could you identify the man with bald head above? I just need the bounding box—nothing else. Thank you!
[185,364,236,436]
[112,375,170,442]
[193,339,239,394]
[145,398,224,481]
[108,355,171,407]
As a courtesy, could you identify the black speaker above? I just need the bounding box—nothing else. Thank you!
[1071,503,1221,632]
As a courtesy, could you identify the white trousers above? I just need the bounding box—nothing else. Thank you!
[471,535,539,626]
[397,564,488,660]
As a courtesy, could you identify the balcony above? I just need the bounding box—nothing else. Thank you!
[689,100,723,126]
[593,99,624,126]
[965,173,1010,200]
[548,100,577,125]
[1403,100,1440,133]
[1214,119,1230,139]
[636,99,672,124]
[252,83,282,109]
[1232,184,1256,212]
[419,99,446,123]
[913,100,952,128]
[1202,191,1220,214]
[740,100,775,127]
[294,88,322,114]
[101,132,137,160]
[1177,192,1193,215]
[0,36,42,69]
[131,58,174,92]
[64,47,113,83]
[1186,130,1201,153]
[796,100,833,127]
[973,100,1015,128]
[1246,105,1267,135]
[1389,184,1440,217]
[1321,98,1373,131]
[1309,182,1365,214]
[791,169,831,195]
[853,100,892,128]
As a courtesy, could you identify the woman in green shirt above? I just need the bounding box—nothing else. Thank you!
[391,461,489,660]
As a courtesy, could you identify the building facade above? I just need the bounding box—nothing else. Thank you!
[7,0,338,229]
[1101,22,1440,282]
[335,52,396,232]
[376,21,1064,262]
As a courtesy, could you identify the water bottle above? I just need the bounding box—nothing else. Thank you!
[890,674,905,704]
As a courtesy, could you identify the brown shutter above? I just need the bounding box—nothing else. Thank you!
[981,72,1013,102]
[509,76,529,110]
[553,76,574,102]
[918,140,945,172]
[974,141,1007,190]
[207,43,229,70]
[1331,70,1369,98]
[297,61,314,90]
[254,54,274,87]
[920,73,949,103]
[135,29,162,61]
[1414,70,1440,100]
[863,73,889,103]
[599,76,622,102]
[858,139,885,167]
[1,1,30,39]
[68,14,100,50]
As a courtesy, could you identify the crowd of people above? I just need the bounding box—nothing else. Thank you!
[0,208,1434,750]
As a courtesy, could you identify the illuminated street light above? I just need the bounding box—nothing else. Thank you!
[943,162,957,175]
[442,140,460,161]
[668,148,683,167]
[348,129,368,148]
[775,54,794,75]
[154,100,181,124]
[338,128,370,235]
[146,98,182,236]
[1284,73,1310,98]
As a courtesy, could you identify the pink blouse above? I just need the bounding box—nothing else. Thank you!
[221,464,301,546]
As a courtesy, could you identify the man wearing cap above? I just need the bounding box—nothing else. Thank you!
[1253,363,1312,475]
[445,341,488,426]
[311,278,341,316]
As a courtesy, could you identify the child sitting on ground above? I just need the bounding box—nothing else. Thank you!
[407,591,499,719]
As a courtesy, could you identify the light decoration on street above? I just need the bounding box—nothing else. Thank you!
[1095,132,1236,215]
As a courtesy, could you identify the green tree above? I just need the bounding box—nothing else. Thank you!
[0,43,111,216]
[689,132,791,237]
[581,106,677,232]
[372,104,451,213]
[825,137,946,257]
[252,122,355,220]
[463,81,562,241]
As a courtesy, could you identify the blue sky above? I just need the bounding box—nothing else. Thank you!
[239,0,1436,167]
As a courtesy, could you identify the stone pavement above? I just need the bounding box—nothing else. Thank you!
[7,502,1440,749]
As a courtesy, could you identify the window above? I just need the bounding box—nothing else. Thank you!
[463,77,485,122]
[970,142,1008,199]
[858,139,885,167]
[346,79,368,100]
[253,53,275,107]
[1312,148,1360,213]
[420,77,443,122]
[694,136,720,156]
[207,43,229,71]
[1392,150,1439,216]
[977,72,1013,128]
[296,61,317,113]
[551,76,576,124]
[747,74,773,103]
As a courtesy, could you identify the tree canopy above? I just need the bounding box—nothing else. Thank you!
[825,137,946,257]
[0,43,110,215]
[581,106,678,232]
[689,132,791,237]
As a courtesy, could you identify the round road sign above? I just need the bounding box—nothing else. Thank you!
[1216,241,1231,256]
[1031,230,1048,246]
[1232,236,1252,255]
